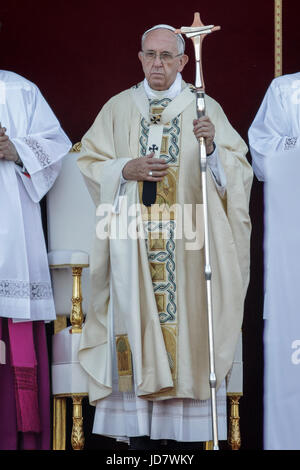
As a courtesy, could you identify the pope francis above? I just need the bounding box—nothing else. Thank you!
[77,24,253,449]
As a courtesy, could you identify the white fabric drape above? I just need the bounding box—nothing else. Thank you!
[0,70,71,320]
[249,73,300,449]
[264,148,300,450]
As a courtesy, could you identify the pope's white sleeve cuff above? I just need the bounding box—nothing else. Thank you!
[112,162,129,213]
[206,145,227,196]
[120,172,128,184]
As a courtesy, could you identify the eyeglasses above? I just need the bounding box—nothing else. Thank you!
[142,51,182,64]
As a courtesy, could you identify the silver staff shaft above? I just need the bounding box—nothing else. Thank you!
[197,87,219,450]
[176,13,221,450]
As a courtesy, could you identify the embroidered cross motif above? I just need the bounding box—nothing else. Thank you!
[149,144,159,153]
[150,115,161,124]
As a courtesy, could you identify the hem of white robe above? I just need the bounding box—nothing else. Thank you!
[0,297,56,321]
[92,381,227,443]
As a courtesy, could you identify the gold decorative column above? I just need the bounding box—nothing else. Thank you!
[52,262,88,450]
[274,0,282,77]
[53,396,67,450]
[71,395,85,450]
[203,441,213,450]
[53,317,67,450]
[70,266,86,334]
[69,265,88,450]
[54,315,67,334]
[227,394,242,450]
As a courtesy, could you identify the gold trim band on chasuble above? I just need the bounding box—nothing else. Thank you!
[127,98,181,398]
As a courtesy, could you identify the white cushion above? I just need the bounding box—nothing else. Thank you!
[52,326,88,395]
[48,249,89,267]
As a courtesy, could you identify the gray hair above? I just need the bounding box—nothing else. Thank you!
[141,24,185,54]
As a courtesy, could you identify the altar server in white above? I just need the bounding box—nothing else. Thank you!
[0,70,71,450]
[249,72,300,450]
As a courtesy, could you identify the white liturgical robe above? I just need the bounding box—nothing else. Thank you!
[248,72,300,181]
[0,70,71,321]
[249,72,300,450]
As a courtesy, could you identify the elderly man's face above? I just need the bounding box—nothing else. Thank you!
[138,29,188,90]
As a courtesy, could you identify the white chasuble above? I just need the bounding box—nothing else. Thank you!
[0,70,71,321]
[78,80,252,441]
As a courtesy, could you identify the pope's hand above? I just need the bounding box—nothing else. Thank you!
[122,152,169,181]
[0,126,19,161]
[193,116,215,154]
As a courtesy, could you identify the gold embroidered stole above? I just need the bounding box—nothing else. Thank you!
[116,85,195,395]
[138,97,182,397]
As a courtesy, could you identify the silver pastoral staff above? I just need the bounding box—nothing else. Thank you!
[176,12,221,451]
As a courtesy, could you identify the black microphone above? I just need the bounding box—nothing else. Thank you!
[142,144,159,206]
[142,180,157,206]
